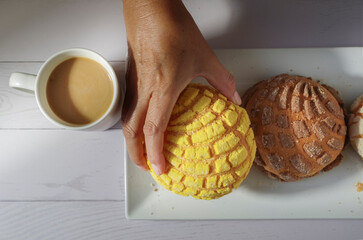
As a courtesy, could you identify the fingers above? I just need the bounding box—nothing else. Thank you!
[122,100,149,171]
[143,90,179,176]
[122,51,184,175]
[122,53,149,171]
[201,53,242,105]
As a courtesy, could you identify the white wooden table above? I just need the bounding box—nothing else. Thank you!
[1,1,363,239]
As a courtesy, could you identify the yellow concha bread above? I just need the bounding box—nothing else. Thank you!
[148,84,256,200]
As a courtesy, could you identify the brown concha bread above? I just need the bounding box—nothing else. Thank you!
[243,74,347,181]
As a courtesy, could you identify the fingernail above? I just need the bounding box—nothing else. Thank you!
[233,91,242,105]
[151,164,162,176]
[137,165,148,172]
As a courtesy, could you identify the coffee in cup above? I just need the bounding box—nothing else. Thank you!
[9,48,123,131]
[46,57,114,125]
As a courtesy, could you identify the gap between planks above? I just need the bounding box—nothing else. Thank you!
[0,200,124,203]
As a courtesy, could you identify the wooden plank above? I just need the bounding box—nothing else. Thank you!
[0,62,44,128]
[1,0,362,62]
[0,62,126,129]
[0,0,127,61]
[0,130,124,200]
[0,202,362,240]
[0,202,125,240]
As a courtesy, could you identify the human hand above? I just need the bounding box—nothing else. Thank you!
[122,0,241,175]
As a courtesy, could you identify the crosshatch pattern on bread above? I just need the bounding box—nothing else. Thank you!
[148,84,256,200]
[243,74,346,182]
[349,93,363,160]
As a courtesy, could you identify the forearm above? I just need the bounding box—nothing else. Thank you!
[122,0,199,67]
[122,0,185,23]
[122,0,190,38]
[122,0,183,13]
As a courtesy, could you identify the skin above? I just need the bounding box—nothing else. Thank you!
[122,0,241,175]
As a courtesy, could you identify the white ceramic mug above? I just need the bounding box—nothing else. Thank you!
[9,48,123,131]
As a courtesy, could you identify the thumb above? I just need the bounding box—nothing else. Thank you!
[200,54,241,105]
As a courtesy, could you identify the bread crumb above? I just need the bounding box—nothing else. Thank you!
[356,181,363,192]
[154,188,158,192]
[350,210,354,213]
[328,209,331,212]
[151,183,155,187]
[171,207,175,210]
[150,212,154,215]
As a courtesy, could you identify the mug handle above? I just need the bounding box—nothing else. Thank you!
[9,72,36,94]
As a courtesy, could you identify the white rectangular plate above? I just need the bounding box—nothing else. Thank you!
[125,48,363,219]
